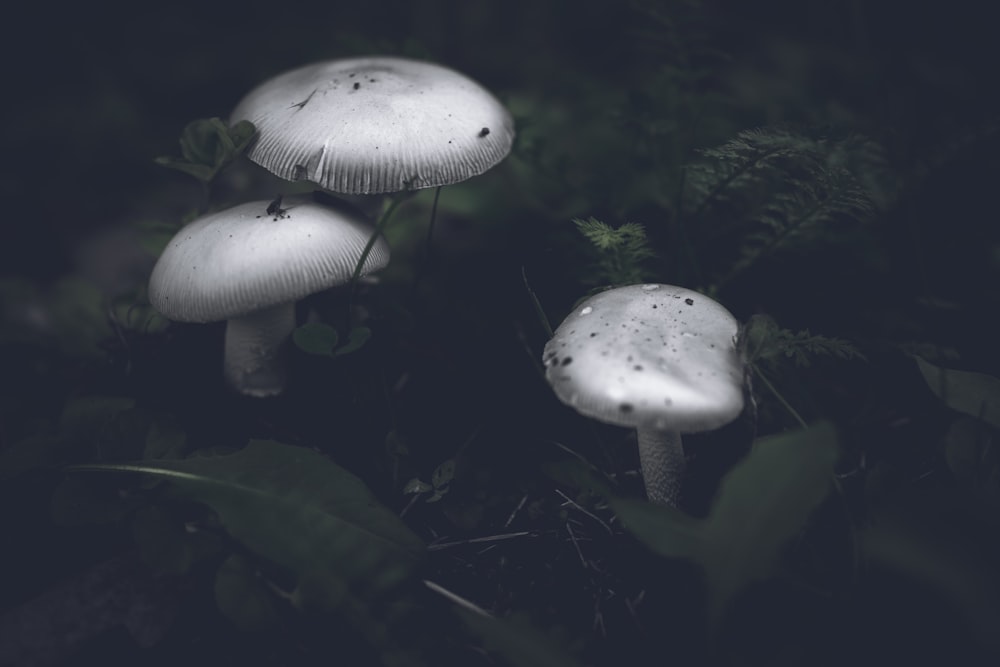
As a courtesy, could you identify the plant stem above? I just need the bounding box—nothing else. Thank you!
[347,196,403,323]
[752,363,808,428]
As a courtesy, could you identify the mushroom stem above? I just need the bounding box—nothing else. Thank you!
[636,428,685,506]
[223,303,297,397]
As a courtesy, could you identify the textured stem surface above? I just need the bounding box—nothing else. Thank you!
[636,428,685,506]
[224,304,296,397]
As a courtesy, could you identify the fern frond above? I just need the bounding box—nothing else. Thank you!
[682,126,813,223]
[741,314,866,369]
[572,217,656,287]
[729,165,876,276]
[681,125,891,289]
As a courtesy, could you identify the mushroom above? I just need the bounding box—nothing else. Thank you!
[542,284,746,506]
[230,56,515,195]
[148,195,389,397]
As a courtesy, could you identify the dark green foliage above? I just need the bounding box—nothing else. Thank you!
[293,323,373,358]
[613,423,839,625]
[572,217,656,287]
[915,356,1000,429]
[3,2,1000,665]
[65,440,428,661]
[682,126,889,290]
[741,313,866,369]
[155,117,256,185]
[67,440,424,595]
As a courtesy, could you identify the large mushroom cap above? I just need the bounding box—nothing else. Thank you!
[543,284,745,433]
[230,56,515,194]
[149,196,389,323]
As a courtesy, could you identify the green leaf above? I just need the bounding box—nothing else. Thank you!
[0,396,136,478]
[944,417,1000,510]
[540,457,614,498]
[0,431,64,480]
[214,554,278,632]
[227,119,257,153]
[458,609,583,667]
[59,396,137,435]
[134,220,180,258]
[142,414,187,460]
[111,298,168,334]
[333,326,372,356]
[571,217,655,286]
[863,514,1000,650]
[178,118,223,166]
[611,423,839,625]
[49,475,131,526]
[915,356,1000,429]
[133,505,222,575]
[66,440,424,598]
[214,553,280,632]
[293,322,339,356]
[153,156,216,183]
[431,459,455,490]
[700,422,839,622]
[155,118,256,185]
[609,497,703,559]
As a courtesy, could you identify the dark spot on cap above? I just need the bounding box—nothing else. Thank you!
[353,82,360,90]
[685,298,694,306]
[589,332,598,337]
[633,365,643,371]
[478,127,490,137]
[561,356,573,366]
[619,403,634,413]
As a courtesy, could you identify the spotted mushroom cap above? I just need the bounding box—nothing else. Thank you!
[148,196,389,323]
[230,56,515,194]
[543,284,745,433]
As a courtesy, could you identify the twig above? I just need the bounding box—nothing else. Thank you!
[554,489,613,534]
[424,579,491,617]
[504,493,528,528]
[427,531,535,551]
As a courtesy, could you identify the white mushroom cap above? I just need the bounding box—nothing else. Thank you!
[543,284,745,433]
[149,196,389,322]
[230,56,515,194]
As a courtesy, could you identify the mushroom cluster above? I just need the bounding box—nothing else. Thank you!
[543,284,746,506]
[149,196,389,397]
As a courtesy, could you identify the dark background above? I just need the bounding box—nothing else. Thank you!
[2,0,996,280]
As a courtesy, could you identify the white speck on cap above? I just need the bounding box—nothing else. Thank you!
[230,57,515,194]
[148,196,389,323]
[543,284,744,432]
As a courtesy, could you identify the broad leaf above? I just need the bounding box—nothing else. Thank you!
[228,119,257,153]
[609,497,703,559]
[214,554,280,632]
[293,322,339,356]
[334,326,372,356]
[915,356,1000,429]
[132,505,222,575]
[153,156,216,182]
[0,396,135,478]
[67,440,424,598]
[612,423,839,625]
[700,422,839,621]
